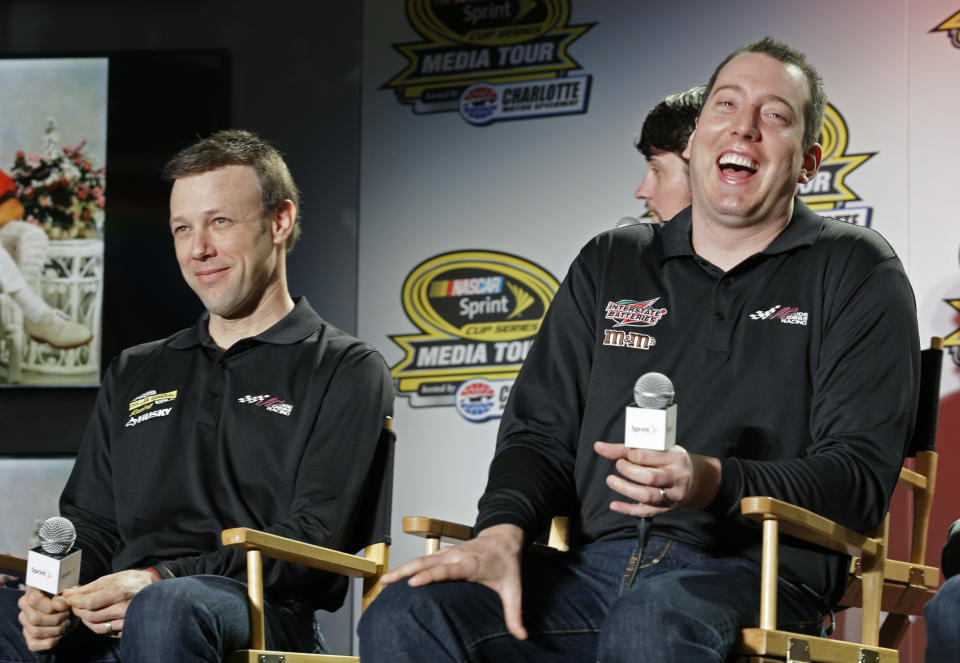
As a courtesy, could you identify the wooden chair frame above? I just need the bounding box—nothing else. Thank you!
[225,416,395,663]
[404,339,944,663]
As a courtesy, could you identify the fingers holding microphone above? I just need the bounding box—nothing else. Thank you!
[595,442,688,516]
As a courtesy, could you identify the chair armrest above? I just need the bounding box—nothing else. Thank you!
[221,527,377,578]
[0,553,26,577]
[740,497,879,558]
[402,516,473,543]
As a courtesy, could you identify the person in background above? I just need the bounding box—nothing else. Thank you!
[924,518,960,660]
[632,85,705,223]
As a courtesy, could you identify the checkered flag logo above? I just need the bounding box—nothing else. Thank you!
[237,394,270,404]
[749,306,781,320]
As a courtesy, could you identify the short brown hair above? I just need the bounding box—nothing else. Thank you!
[703,37,825,149]
[162,129,301,251]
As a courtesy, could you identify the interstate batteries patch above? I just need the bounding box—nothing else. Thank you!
[389,249,559,412]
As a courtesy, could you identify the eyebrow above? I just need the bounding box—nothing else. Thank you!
[169,208,225,225]
[711,84,798,114]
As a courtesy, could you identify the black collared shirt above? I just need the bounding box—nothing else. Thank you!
[477,200,919,600]
[60,297,394,611]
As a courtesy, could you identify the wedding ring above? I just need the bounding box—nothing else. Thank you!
[658,487,668,506]
[105,621,113,635]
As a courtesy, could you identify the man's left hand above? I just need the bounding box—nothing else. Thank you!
[61,569,157,637]
[594,442,721,517]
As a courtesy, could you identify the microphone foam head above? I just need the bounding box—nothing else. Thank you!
[39,516,76,555]
[633,372,674,409]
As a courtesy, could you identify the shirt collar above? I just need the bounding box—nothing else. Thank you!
[167,296,323,350]
[660,197,823,262]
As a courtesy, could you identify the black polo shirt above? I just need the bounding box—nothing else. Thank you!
[477,200,919,600]
[60,297,394,611]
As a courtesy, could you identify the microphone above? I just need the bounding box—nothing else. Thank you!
[622,372,676,588]
[625,372,677,450]
[26,517,82,595]
[615,216,642,228]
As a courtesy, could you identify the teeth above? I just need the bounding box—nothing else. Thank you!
[718,153,759,170]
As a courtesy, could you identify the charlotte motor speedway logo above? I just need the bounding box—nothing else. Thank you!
[381,0,594,125]
[389,250,559,421]
[798,103,876,227]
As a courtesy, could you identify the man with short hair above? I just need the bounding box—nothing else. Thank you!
[0,129,394,662]
[633,85,704,223]
[359,37,919,662]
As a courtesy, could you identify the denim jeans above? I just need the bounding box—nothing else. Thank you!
[358,536,827,662]
[0,575,315,662]
[924,573,960,661]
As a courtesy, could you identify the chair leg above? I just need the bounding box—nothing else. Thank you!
[759,517,779,630]
[247,549,266,650]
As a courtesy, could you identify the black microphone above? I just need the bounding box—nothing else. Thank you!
[26,517,82,595]
[623,373,676,588]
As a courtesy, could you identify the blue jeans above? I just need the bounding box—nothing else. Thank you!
[0,575,315,662]
[359,536,827,662]
[925,573,960,661]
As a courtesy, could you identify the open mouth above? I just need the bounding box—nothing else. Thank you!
[717,153,759,180]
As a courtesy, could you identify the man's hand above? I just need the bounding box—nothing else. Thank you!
[61,569,157,637]
[380,523,529,640]
[594,442,721,517]
[17,587,74,652]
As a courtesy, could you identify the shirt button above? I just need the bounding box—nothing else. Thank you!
[714,312,726,321]
[208,389,219,399]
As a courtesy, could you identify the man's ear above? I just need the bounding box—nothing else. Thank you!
[797,143,822,184]
[681,121,698,161]
[270,200,296,247]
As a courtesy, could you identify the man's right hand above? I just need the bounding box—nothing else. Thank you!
[380,523,528,640]
[17,587,74,652]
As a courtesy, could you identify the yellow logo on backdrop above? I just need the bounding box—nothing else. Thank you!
[943,298,960,365]
[930,9,960,48]
[389,250,559,410]
[382,0,594,124]
[797,103,876,227]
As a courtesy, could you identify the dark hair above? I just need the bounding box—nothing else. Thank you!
[635,85,705,159]
[162,129,301,251]
[703,36,825,149]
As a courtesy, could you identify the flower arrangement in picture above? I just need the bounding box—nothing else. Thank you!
[8,118,106,240]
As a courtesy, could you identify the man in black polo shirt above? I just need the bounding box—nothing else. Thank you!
[0,130,394,662]
[359,37,919,662]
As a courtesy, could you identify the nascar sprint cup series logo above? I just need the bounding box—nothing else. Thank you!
[382,0,594,125]
[390,250,559,422]
[797,103,876,227]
